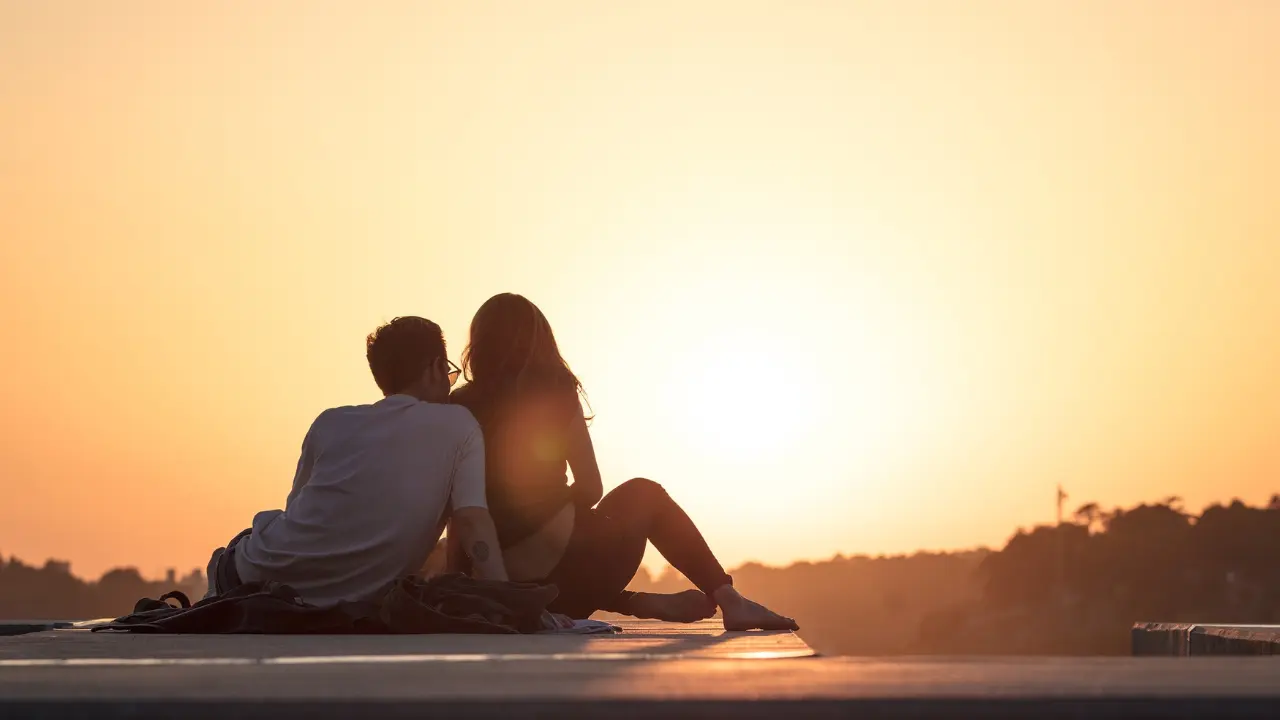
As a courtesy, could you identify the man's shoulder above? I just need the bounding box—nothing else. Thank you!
[311,398,478,438]
[400,400,479,434]
[309,402,372,427]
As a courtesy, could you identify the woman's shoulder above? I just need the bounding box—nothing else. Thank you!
[523,372,582,411]
[448,383,491,420]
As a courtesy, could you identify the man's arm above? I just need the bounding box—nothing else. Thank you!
[448,419,507,581]
[284,414,323,507]
[450,507,507,581]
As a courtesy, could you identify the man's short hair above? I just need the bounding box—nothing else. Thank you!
[366,316,446,396]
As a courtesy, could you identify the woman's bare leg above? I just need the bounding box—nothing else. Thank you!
[598,478,798,630]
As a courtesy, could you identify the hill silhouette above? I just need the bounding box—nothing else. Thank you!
[4,494,1279,654]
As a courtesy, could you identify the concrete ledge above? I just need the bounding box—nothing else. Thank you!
[6,698,1280,720]
[8,623,1280,717]
[6,657,1280,719]
[1133,623,1280,656]
[1190,626,1280,656]
[1132,622,1194,656]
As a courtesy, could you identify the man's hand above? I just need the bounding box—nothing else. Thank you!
[450,506,508,582]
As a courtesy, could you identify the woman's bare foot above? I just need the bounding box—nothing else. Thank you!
[713,586,799,631]
[626,590,717,623]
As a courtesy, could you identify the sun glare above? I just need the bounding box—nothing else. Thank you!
[666,332,820,463]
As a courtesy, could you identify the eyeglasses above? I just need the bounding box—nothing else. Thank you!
[446,359,462,387]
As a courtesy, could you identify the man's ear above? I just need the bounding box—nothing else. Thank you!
[424,357,448,389]
[412,363,437,394]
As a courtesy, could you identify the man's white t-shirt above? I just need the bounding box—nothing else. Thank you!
[233,395,486,607]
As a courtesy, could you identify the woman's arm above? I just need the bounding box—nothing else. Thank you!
[565,406,603,509]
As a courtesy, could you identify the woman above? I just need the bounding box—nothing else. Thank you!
[450,293,797,630]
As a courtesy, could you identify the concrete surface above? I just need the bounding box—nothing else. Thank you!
[0,619,812,662]
[0,622,71,637]
[1133,623,1280,656]
[4,620,1280,718]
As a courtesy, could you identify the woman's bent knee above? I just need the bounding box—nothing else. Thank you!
[597,478,670,523]
[618,477,666,498]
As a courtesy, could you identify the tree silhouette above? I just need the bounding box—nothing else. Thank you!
[0,557,205,622]
[1073,502,1102,532]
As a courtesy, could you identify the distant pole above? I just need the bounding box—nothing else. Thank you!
[1056,485,1068,601]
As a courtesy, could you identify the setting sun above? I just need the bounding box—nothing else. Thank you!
[667,331,817,462]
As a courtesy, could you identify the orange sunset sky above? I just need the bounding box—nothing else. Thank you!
[2,1,1278,580]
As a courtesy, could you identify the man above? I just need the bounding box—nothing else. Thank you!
[205,316,507,605]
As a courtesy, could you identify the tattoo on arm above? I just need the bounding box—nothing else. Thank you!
[470,541,490,562]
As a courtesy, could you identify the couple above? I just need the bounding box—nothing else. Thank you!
[207,293,796,631]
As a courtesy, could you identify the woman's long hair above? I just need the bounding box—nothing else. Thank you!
[461,293,592,419]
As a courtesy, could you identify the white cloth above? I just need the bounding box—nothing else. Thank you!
[538,618,623,635]
[233,395,487,607]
